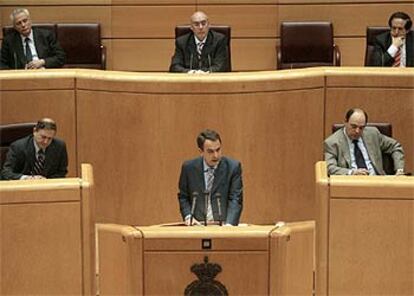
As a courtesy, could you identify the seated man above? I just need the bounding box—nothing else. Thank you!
[372,11,413,67]
[1,118,68,180]
[169,11,229,73]
[0,8,65,70]
[178,129,243,226]
[324,108,405,176]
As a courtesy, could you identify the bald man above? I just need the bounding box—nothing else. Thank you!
[1,118,68,180]
[169,11,229,73]
[324,108,405,175]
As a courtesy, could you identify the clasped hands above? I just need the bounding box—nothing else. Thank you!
[25,59,46,70]
[352,168,405,176]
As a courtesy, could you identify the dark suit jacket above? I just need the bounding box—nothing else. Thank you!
[372,31,414,67]
[0,28,65,69]
[1,135,68,180]
[169,30,229,73]
[178,156,243,225]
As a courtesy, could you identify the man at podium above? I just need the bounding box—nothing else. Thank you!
[178,129,243,226]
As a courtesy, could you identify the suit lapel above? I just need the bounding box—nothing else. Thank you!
[362,131,379,173]
[201,31,214,57]
[338,130,351,168]
[11,32,26,67]
[211,159,225,193]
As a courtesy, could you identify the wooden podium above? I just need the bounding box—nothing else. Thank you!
[97,221,315,295]
[0,164,95,295]
[315,161,414,295]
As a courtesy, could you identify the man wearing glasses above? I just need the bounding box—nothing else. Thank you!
[169,11,229,73]
[1,118,68,180]
[324,108,405,175]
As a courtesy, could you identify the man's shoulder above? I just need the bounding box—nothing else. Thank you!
[209,30,226,40]
[375,31,391,43]
[220,156,241,167]
[3,29,20,42]
[324,128,344,144]
[176,32,193,43]
[182,156,201,167]
[49,137,67,149]
[10,135,32,148]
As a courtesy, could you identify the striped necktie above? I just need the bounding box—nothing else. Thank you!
[32,149,45,176]
[197,42,204,58]
[205,167,214,221]
[392,48,401,67]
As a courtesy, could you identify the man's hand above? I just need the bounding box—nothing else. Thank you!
[26,59,46,69]
[395,169,405,176]
[27,175,46,179]
[392,36,405,48]
[352,168,369,175]
[185,217,202,226]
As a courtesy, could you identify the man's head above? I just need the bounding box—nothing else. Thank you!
[33,118,57,150]
[344,108,368,140]
[197,129,222,167]
[388,12,412,38]
[10,8,32,37]
[190,11,210,41]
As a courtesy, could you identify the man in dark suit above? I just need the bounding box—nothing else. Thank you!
[0,8,65,70]
[178,129,243,226]
[373,11,413,67]
[169,11,229,73]
[324,108,405,176]
[1,118,68,180]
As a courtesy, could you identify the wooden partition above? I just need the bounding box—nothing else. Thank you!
[1,68,413,227]
[1,0,413,70]
[0,163,95,295]
[315,161,414,295]
[96,221,314,295]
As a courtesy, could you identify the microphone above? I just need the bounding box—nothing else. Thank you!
[215,193,222,226]
[208,54,212,73]
[203,190,209,226]
[190,191,198,225]
[189,53,193,71]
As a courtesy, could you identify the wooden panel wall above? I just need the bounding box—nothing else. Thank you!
[0,72,78,177]
[1,68,412,227]
[1,1,413,71]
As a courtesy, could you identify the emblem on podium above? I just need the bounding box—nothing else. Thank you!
[184,256,228,296]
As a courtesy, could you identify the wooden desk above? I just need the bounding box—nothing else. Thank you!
[0,163,95,295]
[315,161,414,295]
[97,221,315,295]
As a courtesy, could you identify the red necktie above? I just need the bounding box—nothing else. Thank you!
[393,48,401,67]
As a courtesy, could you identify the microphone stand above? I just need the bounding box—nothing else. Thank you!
[215,192,222,226]
[190,192,198,226]
[203,190,209,226]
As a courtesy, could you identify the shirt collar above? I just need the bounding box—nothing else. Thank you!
[194,35,207,46]
[33,138,42,154]
[20,30,34,43]
[343,128,362,144]
[203,158,218,171]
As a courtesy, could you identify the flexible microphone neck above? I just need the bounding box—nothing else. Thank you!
[215,193,222,226]
[208,54,212,73]
[203,190,209,226]
[190,192,199,226]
